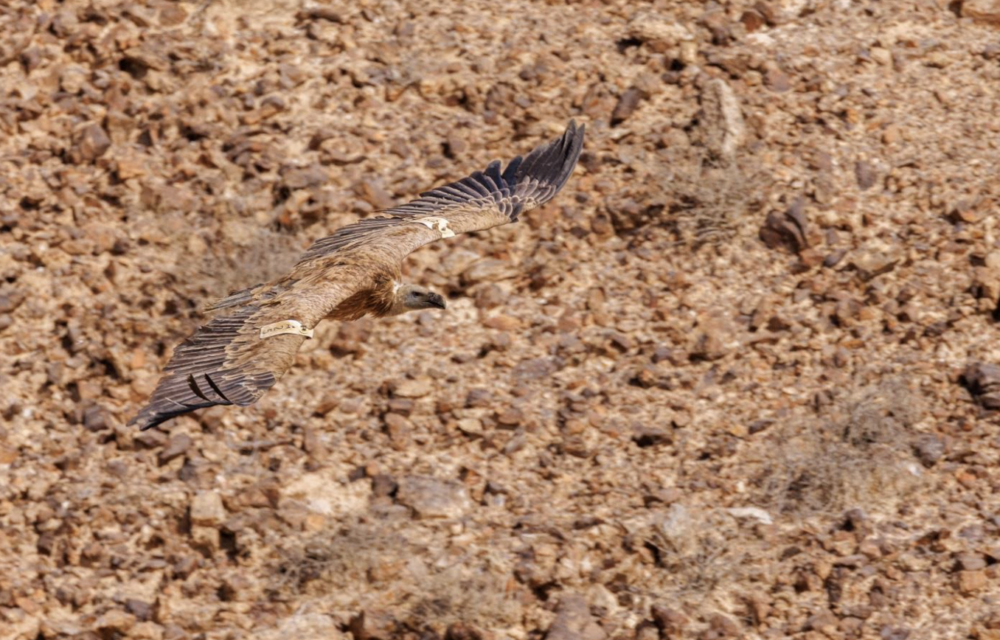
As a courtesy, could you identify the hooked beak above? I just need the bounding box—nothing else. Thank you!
[428,293,447,309]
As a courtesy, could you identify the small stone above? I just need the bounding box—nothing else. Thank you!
[765,67,791,92]
[446,622,484,640]
[690,314,733,361]
[611,87,645,126]
[392,379,433,398]
[158,434,192,465]
[850,247,899,281]
[632,425,672,448]
[483,314,522,331]
[445,134,468,158]
[0,446,18,465]
[652,345,677,364]
[963,0,1000,25]
[855,160,877,191]
[708,613,741,637]
[125,599,155,622]
[349,610,396,640]
[962,363,1000,410]
[159,4,188,26]
[497,407,523,427]
[805,611,838,633]
[76,124,111,162]
[545,593,607,640]
[759,198,808,253]
[384,413,412,446]
[396,476,473,519]
[95,610,136,635]
[913,435,945,467]
[740,9,765,32]
[190,491,226,527]
[651,605,688,635]
[83,404,112,432]
[627,16,693,53]
[282,164,327,190]
[955,552,987,572]
[513,357,562,381]
[457,418,484,435]
[371,474,397,499]
[958,569,987,595]
[358,180,396,209]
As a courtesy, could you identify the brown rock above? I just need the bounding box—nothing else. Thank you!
[958,570,987,595]
[190,491,226,527]
[651,605,688,636]
[913,435,945,467]
[760,198,808,253]
[740,10,765,32]
[849,247,899,281]
[961,363,1000,410]
[855,160,877,191]
[513,357,562,380]
[76,124,111,162]
[392,379,433,398]
[955,552,987,572]
[358,180,396,209]
[94,610,136,635]
[765,67,791,92]
[282,164,327,190]
[483,314,522,331]
[804,611,838,633]
[611,87,645,126]
[159,4,188,26]
[158,434,192,465]
[690,314,733,361]
[396,476,473,519]
[0,446,18,465]
[545,593,606,640]
[125,599,155,622]
[349,610,397,640]
[963,0,1000,24]
[384,413,412,447]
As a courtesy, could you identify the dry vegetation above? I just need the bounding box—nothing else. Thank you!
[3,0,1000,639]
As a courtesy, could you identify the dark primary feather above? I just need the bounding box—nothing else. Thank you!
[299,120,585,262]
[130,303,277,430]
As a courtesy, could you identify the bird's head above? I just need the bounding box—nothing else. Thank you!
[398,284,447,312]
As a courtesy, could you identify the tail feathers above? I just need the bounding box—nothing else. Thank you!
[129,303,277,430]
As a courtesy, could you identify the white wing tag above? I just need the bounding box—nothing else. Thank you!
[416,216,456,238]
[259,320,314,340]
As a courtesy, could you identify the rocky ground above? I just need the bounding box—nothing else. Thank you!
[3,0,1000,638]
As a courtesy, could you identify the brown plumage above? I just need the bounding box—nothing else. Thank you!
[130,121,585,430]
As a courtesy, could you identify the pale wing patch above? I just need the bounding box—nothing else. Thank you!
[416,216,456,238]
[259,319,314,340]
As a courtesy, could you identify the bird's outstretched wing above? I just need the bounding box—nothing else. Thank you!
[129,276,358,431]
[298,120,585,264]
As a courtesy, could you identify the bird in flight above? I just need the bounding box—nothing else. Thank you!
[130,121,585,430]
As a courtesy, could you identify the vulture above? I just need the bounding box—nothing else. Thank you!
[130,121,585,430]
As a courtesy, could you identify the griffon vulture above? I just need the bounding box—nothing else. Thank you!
[130,121,585,430]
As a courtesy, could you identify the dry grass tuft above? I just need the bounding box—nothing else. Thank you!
[665,158,764,248]
[270,520,521,632]
[199,225,302,305]
[628,504,776,609]
[751,380,925,517]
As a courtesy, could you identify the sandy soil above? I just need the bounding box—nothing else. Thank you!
[3,0,1000,638]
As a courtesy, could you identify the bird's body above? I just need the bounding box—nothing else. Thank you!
[130,121,585,430]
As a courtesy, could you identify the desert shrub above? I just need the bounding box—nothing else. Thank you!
[271,519,521,632]
[751,380,925,517]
